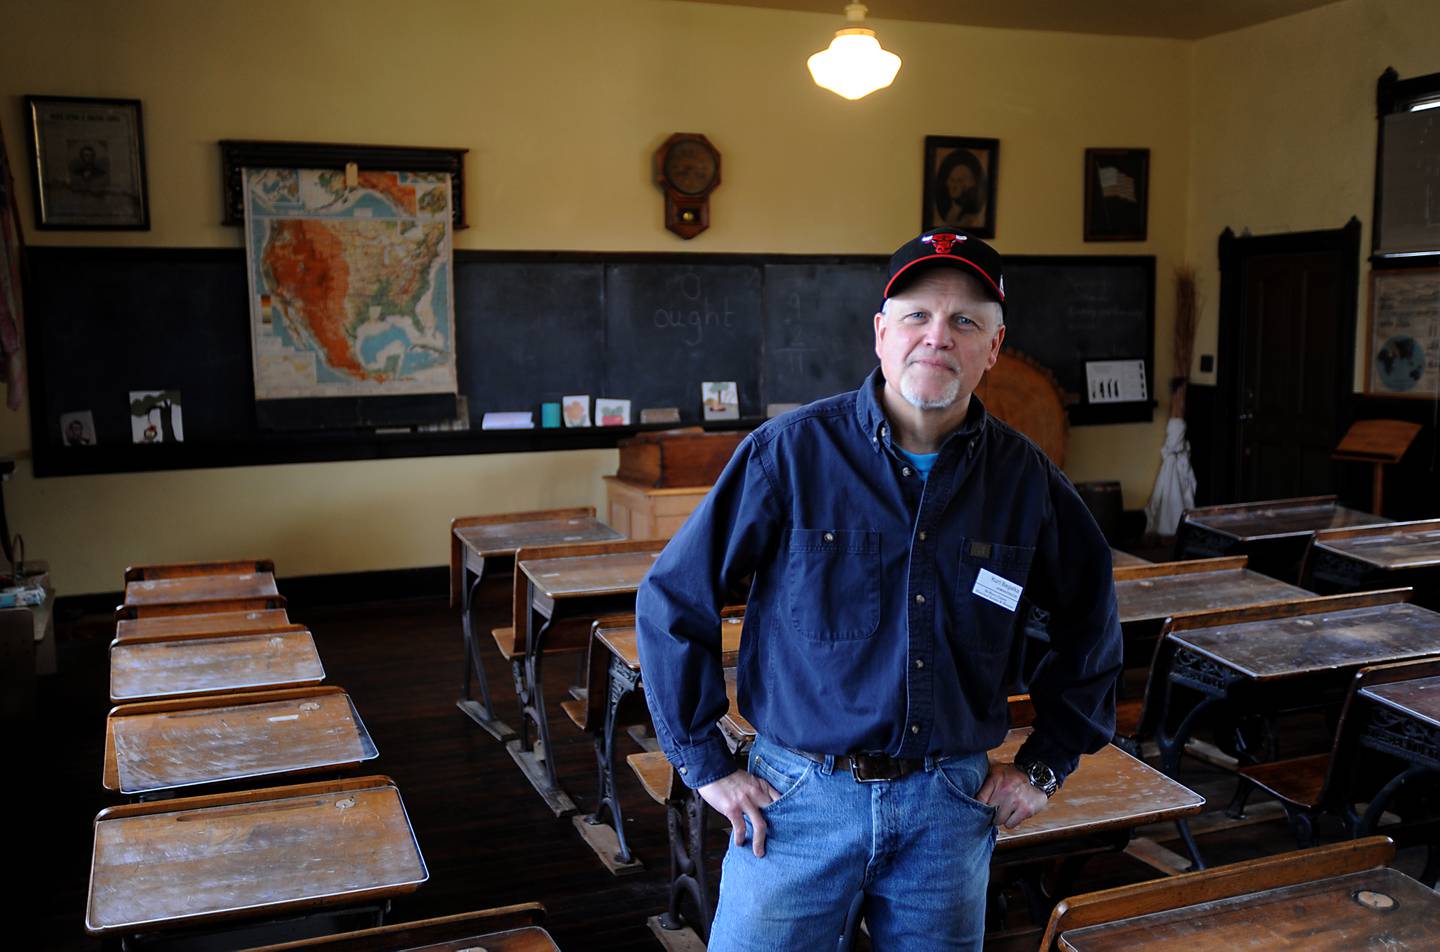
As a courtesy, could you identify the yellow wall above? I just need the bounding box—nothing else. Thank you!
[0,0,1196,593]
[1186,0,1440,388]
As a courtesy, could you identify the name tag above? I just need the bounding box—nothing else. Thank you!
[973,568,1022,612]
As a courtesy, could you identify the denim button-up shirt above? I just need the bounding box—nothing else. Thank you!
[636,369,1122,789]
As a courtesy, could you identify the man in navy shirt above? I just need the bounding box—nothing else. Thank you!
[637,229,1122,950]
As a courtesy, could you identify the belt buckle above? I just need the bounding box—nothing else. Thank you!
[849,753,901,783]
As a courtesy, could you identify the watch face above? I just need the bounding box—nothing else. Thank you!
[664,140,718,196]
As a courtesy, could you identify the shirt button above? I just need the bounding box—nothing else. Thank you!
[911,724,921,735]
[915,594,926,605]
[918,530,927,541]
[881,426,889,438]
[915,658,925,669]
[678,766,687,775]
[823,531,835,542]
[901,466,913,477]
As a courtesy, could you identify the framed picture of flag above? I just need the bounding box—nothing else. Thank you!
[1084,148,1148,242]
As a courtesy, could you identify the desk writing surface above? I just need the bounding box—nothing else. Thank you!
[454,516,622,559]
[86,777,427,935]
[124,572,280,609]
[1110,550,1149,568]
[992,729,1203,849]
[115,609,292,644]
[599,615,743,670]
[519,550,662,600]
[1170,602,1440,681]
[1058,867,1439,951]
[105,688,376,795]
[1362,674,1440,730]
[1115,569,1307,625]
[721,667,756,742]
[1315,523,1440,570]
[110,630,325,702]
[1185,500,1382,541]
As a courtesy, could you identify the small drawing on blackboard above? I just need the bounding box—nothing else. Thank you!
[1085,360,1147,404]
[562,394,591,428]
[597,398,631,426]
[702,381,739,421]
[129,390,184,443]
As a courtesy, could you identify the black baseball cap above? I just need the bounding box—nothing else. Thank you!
[883,228,1006,313]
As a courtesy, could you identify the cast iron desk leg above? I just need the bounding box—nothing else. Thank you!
[456,562,516,742]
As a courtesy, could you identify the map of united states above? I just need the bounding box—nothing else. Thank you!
[244,168,457,400]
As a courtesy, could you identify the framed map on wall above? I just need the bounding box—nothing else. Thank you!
[1365,267,1440,399]
[242,167,458,401]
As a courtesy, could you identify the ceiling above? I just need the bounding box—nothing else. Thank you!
[684,0,1347,40]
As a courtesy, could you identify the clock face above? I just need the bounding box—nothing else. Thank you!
[664,140,718,196]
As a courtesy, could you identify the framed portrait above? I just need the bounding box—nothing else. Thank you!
[1364,267,1440,399]
[23,95,150,230]
[1083,148,1148,242]
[922,136,998,238]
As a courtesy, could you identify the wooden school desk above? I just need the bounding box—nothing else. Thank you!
[1152,591,1440,866]
[123,571,281,612]
[514,540,667,813]
[1060,865,1438,950]
[103,686,377,797]
[1354,670,1440,874]
[109,629,325,704]
[1305,518,1440,609]
[124,558,277,582]
[86,776,428,944]
[115,607,297,644]
[568,612,744,872]
[245,904,556,952]
[1109,549,1150,568]
[450,507,622,739]
[1174,495,1384,583]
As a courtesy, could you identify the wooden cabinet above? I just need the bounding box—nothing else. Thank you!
[604,476,711,541]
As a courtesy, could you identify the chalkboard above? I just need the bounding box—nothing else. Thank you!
[457,261,606,414]
[604,262,763,420]
[1003,255,1155,424]
[763,262,888,405]
[26,247,1154,477]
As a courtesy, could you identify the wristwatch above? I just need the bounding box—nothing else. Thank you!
[1017,758,1060,798]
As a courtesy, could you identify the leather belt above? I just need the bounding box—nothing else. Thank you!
[795,748,926,783]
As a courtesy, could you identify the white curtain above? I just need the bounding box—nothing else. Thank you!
[1145,417,1197,536]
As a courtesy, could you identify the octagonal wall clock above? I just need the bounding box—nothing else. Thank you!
[654,133,721,239]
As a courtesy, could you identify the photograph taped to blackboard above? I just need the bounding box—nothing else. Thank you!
[60,410,96,446]
[702,381,739,420]
[562,394,592,427]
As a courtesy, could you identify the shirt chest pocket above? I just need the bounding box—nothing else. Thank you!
[784,528,881,641]
[955,540,1035,655]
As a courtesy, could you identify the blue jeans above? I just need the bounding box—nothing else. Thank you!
[709,735,997,951]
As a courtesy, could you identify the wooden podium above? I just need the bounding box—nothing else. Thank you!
[1332,419,1421,516]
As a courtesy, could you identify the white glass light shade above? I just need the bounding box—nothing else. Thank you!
[807,28,902,100]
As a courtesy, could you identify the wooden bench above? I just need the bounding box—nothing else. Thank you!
[1240,655,1440,878]
[450,507,621,740]
[104,685,377,797]
[115,608,298,644]
[1040,836,1409,951]
[245,903,553,951]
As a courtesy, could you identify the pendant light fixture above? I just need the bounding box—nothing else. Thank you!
[807,3,902,101]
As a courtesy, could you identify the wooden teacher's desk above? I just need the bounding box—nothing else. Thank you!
[1058,866,1440,951]
[104,686,377,797]
[514,542,665,813]
[1306,519,1440,609]
[449,507,622,739]
[1174,495,1384,583]
[86,776,427,943]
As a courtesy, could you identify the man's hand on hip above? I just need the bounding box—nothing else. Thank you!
[976,762,1049,830]
[698,769,780,857]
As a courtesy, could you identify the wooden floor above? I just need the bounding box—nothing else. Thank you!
[32,580,1432,950]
